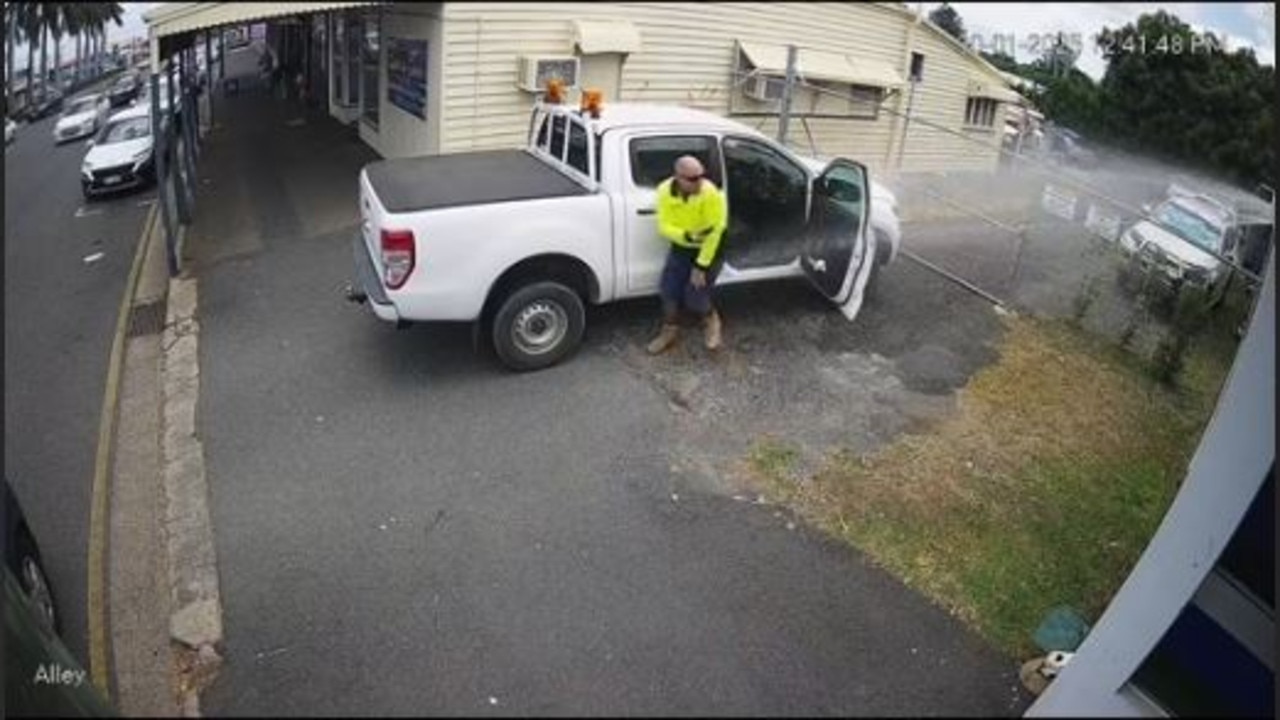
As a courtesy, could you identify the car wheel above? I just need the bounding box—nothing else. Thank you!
[491,281,586,372]
[15,527,59,636]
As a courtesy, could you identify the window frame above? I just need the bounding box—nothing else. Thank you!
[566,118,589,176]
[720,133,810,209]
[964,97,999,129]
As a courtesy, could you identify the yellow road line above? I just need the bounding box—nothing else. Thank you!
[88,202,159,699]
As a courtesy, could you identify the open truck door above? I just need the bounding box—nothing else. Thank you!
[801,158,876,321]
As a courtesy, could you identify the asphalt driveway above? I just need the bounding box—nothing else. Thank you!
[184,65,1030,716]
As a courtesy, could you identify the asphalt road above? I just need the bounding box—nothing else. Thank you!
[4,91,153,667]
[184,80,1031,715]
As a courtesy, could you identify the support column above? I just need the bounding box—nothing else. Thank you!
[152,71,177,277]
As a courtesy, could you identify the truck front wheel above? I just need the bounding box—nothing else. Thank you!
[491,281,586,372]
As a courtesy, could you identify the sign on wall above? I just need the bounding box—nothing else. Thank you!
[387,37,428,120]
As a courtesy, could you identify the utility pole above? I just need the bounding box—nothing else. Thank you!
[896,73,918,173]
[777,44,798,147]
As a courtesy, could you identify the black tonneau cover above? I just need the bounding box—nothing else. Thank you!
[363,149,589,214]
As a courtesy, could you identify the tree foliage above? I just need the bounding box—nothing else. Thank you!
[988,10,1274,188]
[928,3,966,44]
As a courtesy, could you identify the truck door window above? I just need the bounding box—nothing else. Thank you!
[567,120,589,176]
[628,136,721,188]
[549,115,568,161]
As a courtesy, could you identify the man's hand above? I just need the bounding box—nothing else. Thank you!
[690,269,707,289]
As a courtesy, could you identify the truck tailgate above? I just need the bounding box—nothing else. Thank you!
[362,149,589,214]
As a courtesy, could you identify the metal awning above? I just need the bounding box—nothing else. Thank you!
[144,2,382,40]
[968,76,1024,104]
[738,41,904,89]
[573,19,642,54]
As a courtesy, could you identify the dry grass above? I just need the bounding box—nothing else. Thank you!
[747,314,1233,657]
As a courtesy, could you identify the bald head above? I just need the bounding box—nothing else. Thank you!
[675,155,704,178]
[673,155,706,195]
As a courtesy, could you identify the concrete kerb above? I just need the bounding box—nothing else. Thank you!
[161,270,223,717]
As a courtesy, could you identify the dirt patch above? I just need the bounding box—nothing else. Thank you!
[739,313,1232,656]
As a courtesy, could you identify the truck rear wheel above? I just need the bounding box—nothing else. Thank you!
[491,281,585,372]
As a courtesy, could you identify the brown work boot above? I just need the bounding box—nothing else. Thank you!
[646,323,680,355]
[703,310,723,351]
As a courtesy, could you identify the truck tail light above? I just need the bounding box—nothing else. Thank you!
[380,229,416,290]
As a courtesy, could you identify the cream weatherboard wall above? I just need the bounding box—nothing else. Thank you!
[437,2,1012,176]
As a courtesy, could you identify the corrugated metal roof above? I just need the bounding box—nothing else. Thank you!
[144,2,383,39]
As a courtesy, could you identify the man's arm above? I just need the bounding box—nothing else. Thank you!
[693,188,729,270]
[655,180,690,244]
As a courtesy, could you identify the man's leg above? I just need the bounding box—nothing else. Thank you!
[648,251,685,354]
[685,263,723,351]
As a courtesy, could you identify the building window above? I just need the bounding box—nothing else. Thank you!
[965,97,998,128]
[361,9,380,128]
[805,80,880,119]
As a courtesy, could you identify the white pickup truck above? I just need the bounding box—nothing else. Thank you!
[348,101,902,371]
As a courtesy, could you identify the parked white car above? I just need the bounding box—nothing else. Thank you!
[5,118,15,145]
[80,105,155,199]
[53,94,110,144]
[348,101,902,371]
[1119,184,1274,301]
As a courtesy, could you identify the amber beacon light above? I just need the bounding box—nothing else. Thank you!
[581,89,604,118]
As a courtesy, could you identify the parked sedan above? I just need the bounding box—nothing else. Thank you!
[80,105,155,200]
[107,72,141,108]
[53,94,110,144]
[23,87,64,121]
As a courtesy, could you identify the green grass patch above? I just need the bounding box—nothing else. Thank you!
[745,314,1237,659]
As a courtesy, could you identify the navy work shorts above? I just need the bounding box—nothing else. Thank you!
[659,248,721,315]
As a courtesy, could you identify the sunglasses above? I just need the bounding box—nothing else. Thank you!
[676,174,703,183]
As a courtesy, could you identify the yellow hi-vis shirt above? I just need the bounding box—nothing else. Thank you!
[655,177,728,270]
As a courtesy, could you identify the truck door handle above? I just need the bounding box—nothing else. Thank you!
[636,207,655,216]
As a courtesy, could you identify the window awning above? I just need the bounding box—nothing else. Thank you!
[968,76,1024,104]
[738,41,904,90]
[144,2,383,40]
[573,19,642,54]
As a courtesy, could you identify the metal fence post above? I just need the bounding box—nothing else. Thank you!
[777,44,798,147]
[152,72,178,277]
[205,32,214,128]
[167,58,191,224]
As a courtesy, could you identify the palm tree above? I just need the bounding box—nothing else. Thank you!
[5,3,20,107]
[17,3,40,102]
[62,3,90,85]
[85,3,123,78]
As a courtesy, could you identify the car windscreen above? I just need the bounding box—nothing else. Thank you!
[64,99,97,116]
[97,116,150,144]
[1155,202,1225,251]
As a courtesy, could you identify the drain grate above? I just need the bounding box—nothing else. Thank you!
[127,299,168,338]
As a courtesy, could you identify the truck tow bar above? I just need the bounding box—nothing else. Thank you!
[343,282,367,305]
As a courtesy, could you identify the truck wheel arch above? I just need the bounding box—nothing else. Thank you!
[481,254,601,326]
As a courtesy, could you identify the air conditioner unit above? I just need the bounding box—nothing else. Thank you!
[517,56,581,92]
[743,74,784,102]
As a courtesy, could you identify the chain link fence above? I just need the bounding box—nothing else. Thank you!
[745,59,1275,385]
